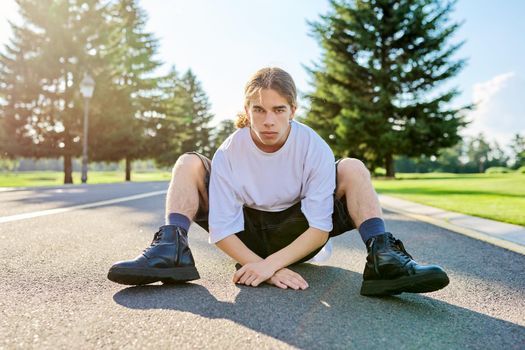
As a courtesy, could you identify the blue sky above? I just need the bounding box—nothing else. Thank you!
[1,0,524,148]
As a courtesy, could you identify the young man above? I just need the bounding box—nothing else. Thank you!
[107,67,449,296]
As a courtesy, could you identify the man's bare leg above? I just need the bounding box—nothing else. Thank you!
[335,158,382,228]
[107,153,206,286]
[335,157,449,296]
[165,153,209,221]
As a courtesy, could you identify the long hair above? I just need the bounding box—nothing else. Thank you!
[235,67,297,128]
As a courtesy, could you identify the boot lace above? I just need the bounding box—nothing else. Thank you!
[387,235,413,264]
[142,230,163,254]
[151,230,163,245]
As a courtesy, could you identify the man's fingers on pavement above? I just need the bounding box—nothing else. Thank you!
[293,276,309,289]
[285,275,309,290]
[290,277,307,289]
[233,266,246,283]
[238,272,251,285]
[251,278,263,287]
[245,275,257,286]
[287,271,308,288]
[282,278,300,290]
[278,270,305,287]
[270,276,289,289]
[273,280,288,289]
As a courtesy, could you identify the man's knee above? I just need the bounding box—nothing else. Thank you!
[337,158,370,182]
[172,153,206,175]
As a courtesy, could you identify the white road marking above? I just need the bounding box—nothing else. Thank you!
[0,190,167,224]
[0,187,19,192]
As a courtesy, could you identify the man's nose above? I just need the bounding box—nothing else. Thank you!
[263,112,275,126]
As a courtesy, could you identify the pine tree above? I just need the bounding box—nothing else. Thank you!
[0,0,111,183]
[144,66,187,168]
[149,67,214,168]
[210,119,236,155]
[305,0,468,177]
[177,70,214,158]
[509,133,525,169]
[0,0,162,183]
[466,133,491,173]
[88,0,162,181]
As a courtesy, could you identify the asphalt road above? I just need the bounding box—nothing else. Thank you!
[1,182,524,349]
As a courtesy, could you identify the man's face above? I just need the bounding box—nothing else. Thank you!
[245,88,296,153]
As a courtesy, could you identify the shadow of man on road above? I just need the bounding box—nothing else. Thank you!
[113,264,524,349]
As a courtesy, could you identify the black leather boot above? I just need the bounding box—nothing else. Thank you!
[360,232,449,296]
[107,225,200,285]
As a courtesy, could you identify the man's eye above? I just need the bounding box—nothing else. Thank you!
[277,109,286,113]
[254,107,263,112]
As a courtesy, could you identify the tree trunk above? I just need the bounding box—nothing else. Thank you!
[63,153,73,184]
[385,153,395,178]
[125,157,131,182]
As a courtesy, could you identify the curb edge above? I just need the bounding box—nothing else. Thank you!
[381,203,525,256]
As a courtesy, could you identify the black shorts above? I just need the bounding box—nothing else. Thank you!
[186,152,356,262]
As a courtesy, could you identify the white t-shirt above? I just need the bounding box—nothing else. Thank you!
[208,120,336,250]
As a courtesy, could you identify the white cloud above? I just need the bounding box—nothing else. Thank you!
[472,72,514,109]
[463,72,525,148]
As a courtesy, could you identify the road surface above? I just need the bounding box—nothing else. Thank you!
[1,182,524,349]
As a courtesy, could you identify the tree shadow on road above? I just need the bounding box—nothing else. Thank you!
[113,264,524,349]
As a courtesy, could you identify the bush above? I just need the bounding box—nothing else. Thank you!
[517,166,525,174]
[485,167,511,174]
[373,167,386,176]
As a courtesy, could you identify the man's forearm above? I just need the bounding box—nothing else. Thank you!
[265,227,329,272]
[215,234,263,265]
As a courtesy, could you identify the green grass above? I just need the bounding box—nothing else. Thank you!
[373,172,525,226]
[0,170,172,187]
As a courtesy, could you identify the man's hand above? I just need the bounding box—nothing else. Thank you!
[266,268,308,290]
[233,261,276,287]
[233,263,309,290]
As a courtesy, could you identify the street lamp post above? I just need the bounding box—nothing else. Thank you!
[79,73,95,184]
